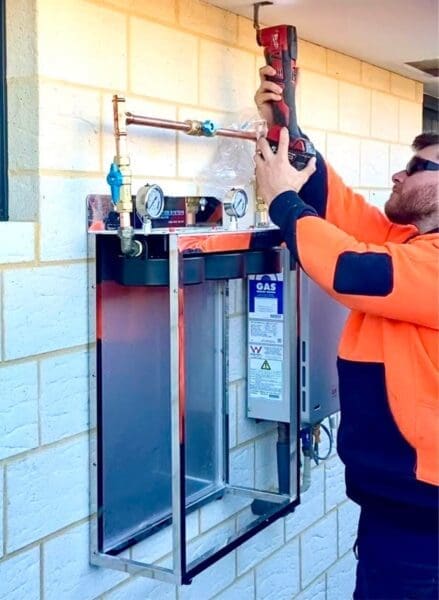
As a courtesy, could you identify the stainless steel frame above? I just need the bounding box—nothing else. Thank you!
[89,228,300,585]
[299,270,346,425]
[169,233,185,579]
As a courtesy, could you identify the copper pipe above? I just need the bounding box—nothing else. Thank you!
[215,128,257,141]
[126,113,190,132]
[125,112,257,141]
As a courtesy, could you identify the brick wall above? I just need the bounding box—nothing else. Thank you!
[0,0,423,599]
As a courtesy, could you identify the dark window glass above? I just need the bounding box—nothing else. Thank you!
[0,0,8,221]
[423,95,439,134]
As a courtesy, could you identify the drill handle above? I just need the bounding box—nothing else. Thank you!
[265,51,300,139]
[261,25,300,139]
[259,24,315,169]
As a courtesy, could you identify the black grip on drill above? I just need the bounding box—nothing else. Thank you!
[258,25,315,171]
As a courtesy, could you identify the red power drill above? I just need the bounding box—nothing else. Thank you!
[257,25,315,170]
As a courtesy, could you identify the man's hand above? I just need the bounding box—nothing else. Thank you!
[255,128,316,207]
[254,65,283,128]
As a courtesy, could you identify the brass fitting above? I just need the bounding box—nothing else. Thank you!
[184,119,216,137]
[118,225,142,257]
[185,197,200,226]
[184,119,203,136]
[112,95,133,214]
[114,154,133,214]
[255,195,269,227]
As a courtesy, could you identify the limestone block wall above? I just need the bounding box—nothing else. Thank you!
[0,1,422,599]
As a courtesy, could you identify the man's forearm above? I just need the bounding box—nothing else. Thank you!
[296,150,328,217]
[269,191,318,261]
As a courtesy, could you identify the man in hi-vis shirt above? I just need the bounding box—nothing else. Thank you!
[255,65,439,599]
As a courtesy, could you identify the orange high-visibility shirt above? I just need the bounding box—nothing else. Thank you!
[270,155,439,511]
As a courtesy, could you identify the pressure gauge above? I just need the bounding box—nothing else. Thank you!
[136,184,165,220]
[223,188,248,219]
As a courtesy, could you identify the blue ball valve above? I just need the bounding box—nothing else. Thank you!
[201,120,216,137]
[106,163,123,203]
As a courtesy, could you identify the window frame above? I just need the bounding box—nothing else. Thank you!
[0,0,8,221]
[423,94,439,133]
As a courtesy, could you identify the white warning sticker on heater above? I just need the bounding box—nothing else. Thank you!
[253,296,278,317]
[248,357,282,401]
[249,320,283,344]
[248,344,283,360]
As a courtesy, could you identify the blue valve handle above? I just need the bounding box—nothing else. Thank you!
[201,120,216,136]
[106,163,123,203]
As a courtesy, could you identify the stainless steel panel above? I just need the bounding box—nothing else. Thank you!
[97,278,222,554]
[299,272,347,425]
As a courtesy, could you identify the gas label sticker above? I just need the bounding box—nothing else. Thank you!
[248,273,285,403]
[248,275,283,319]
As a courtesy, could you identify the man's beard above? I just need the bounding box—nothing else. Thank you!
[384,183,438,225]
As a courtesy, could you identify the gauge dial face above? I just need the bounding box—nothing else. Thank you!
[146,185,165,219]
[136,184,165,220]
[224,188,248,218]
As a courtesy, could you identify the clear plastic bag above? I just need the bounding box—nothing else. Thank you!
[194,112,267,200]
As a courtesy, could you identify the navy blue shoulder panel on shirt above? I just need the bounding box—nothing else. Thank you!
[297,150,328,217]
[333,251,394,296]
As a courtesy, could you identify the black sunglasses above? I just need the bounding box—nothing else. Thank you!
[405,156,439,176]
